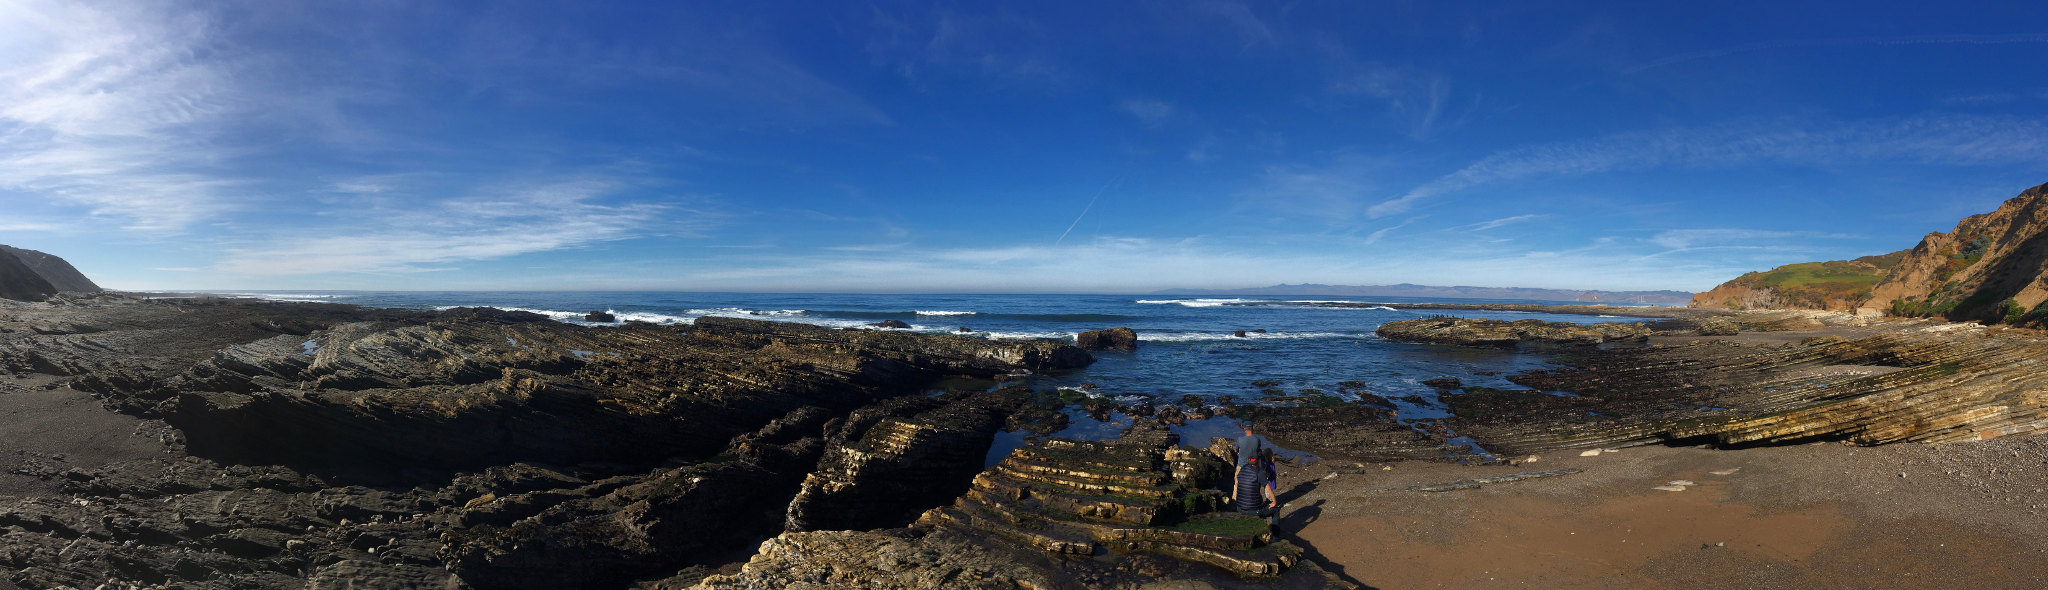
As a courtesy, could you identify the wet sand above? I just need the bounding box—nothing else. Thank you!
[0,375,169,496]
[1272,436,2048,589]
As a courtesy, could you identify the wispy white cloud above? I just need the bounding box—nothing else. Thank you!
[1324,56,1454,139]
[1371,116,2048,218]
[1648,229,1857,250]
[1628,33,2048,74]
[1464,214,1543,231]
[1239,154,1394,222]
[0,220,63,232]
[1362,217,1421,245]
[1191,1,1276,49]
[216,180,697,275]
[0,1,244,232]
[1119,99,1176,125]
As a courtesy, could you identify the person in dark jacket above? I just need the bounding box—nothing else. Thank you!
[1232,421,1278,520]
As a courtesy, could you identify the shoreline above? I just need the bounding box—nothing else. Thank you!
[2,294,2044,588]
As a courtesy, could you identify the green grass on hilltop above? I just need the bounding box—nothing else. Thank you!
[1716,257,1894,309]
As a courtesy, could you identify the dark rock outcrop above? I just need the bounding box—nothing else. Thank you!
[1375,317,1651,347]
[0,296,1103,589]
[584,310,616,322]
[1075,326,1139,351]
[0,249,57,302]
[871,319,912,329]
[0,245,100,293]
[784,387,1027,532]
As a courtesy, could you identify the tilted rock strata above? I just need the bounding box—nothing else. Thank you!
[1447,324,2048,456]
[784,388,1026,533]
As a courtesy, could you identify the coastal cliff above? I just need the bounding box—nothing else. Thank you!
[1691,181,2048,324]
[0,245,101,293]
[0,249,57,302]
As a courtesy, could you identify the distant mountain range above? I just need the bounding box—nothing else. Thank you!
[1151,283,1694,305]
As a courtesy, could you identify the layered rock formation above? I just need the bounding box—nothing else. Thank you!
[1374,316,1653,347]
[700,419,1352,589]
[0,295,1103,588]
[1444,323,2048,456]
[0,245,100,293]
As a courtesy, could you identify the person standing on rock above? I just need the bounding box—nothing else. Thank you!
[1232,421,1278,521]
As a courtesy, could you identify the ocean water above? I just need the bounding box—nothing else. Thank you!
[212,291,1655,460]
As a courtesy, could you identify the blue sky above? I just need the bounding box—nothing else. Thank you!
[4,1,2047,293]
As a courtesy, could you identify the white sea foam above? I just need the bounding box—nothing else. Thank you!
[976,330,1076,341]
[611,311,694,324]
[223,292,352,303]
[913,310,976,316]
[685,307,806,317]
[1136,331,1357,342]
[1133,298,1257,307]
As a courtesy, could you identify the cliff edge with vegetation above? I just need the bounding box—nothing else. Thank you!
[1692,181,2048,327]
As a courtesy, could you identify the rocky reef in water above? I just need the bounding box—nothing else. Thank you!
[1374,316,1654,347]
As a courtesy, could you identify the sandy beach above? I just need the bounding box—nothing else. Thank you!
[1274,433,2048,589]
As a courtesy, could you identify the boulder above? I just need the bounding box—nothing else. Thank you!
[871,319,912,329]
[1075,327,1139,351]
[584,310,616,322]
[1232,330,1249,338]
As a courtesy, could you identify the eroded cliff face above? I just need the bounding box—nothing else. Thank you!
[1690,181,2048,321]
[1861,182,2048,320]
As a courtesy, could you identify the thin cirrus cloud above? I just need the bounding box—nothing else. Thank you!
[1648,229,1858,251]
[215,181,692,276]
[0,1,243,232]
[1118,99,1176,125]
[1368,115,2048,218]
[1625,32,2048,74]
